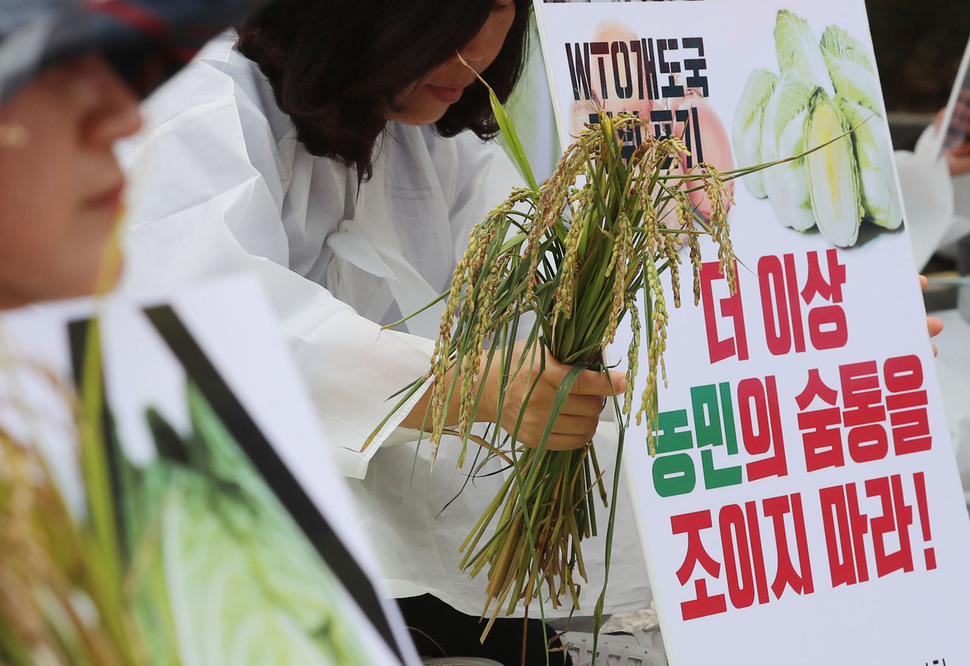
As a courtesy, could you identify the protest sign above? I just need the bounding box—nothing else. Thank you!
[0,276,420,666]
[533,0,970,663]
[935,34,970,159]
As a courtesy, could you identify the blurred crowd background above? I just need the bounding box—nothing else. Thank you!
[870,0,970,149]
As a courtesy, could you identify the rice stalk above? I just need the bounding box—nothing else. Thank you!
[410,112,739,633]
[372,69,851,646]
[0,335,150,666]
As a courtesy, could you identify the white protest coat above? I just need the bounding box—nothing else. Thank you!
[896,124,970,271]
[119,33,651,618]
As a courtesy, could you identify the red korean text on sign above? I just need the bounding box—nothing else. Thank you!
[737,376,789,480]
[841,360,889,464]
[671,493,814,621]
[795,368,843,471]
[700,260,748,364]
[820,472,936,589]
[884,354,932,455]
[796,355,932,473]
[758,249,848,357]
[763,494,814,598]
[672,510,726,620]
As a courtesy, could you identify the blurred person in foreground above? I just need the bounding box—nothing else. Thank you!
[118,1,625,662]
[0,0,269,307]
[0,3,287,665]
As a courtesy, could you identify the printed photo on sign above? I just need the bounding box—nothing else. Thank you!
[531,0,970,664]
[0,277,420,666]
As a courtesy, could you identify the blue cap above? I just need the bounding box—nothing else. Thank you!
[0,0,271,105]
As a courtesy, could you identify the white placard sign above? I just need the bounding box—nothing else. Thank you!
[534,1,970,664]
[934,34,970,159]
[0,276,420,666]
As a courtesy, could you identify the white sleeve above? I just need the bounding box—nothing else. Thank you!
[895,124,956,270]
[119,61,433,480]
[911,125,970,257]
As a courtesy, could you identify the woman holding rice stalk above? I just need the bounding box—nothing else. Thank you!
[118,0,646,661]
[0,0,332,662]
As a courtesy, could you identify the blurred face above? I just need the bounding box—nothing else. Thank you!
[0,53,142,309]
[387,0,516,125]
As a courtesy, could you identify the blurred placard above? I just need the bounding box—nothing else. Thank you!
[0,276,420,666]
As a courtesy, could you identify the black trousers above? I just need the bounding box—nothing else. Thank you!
[397,594,572,666]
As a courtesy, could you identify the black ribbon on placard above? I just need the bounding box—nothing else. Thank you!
[68,307,407,664]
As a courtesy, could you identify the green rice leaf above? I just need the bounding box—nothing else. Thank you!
[459,53,539,192]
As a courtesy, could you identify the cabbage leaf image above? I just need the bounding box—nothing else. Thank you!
[837,95,902,230]
[775,10,835,96]
[805,90,863,247]
[735,10,903,246]
[116,383,379,666]
[820,25,882,112]
[760,71,817,231]
[733,68,778,199]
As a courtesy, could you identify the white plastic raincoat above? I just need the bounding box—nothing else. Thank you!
[118,32,651,618]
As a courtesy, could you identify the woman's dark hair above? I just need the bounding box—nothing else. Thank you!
[237,0,531,177]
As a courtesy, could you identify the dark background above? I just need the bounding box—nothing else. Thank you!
[867,0,970,148]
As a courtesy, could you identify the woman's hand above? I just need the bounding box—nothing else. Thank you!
[480,339,627,451]
[402,339,626,451]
